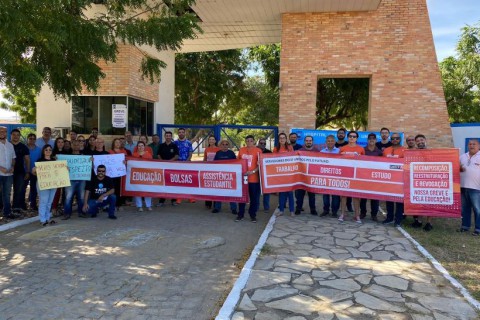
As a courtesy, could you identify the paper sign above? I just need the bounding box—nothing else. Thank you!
[112,104,127,128]
[56,155,92,180]
[93,154,126,177]
[35,160,71,190]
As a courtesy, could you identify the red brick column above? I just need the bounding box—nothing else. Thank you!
[279,0,452,147]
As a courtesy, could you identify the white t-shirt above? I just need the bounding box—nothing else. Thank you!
[460,151,480,190]
[0,141,16,176]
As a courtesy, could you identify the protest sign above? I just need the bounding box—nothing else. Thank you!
[35,160,71,190]
[112,104,127,128]
[403,149,461,217]
[56,155,92,180]
[93,154,126,178]
[122,158,249,202]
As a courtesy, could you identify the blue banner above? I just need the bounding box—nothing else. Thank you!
[291,128,404,148]
[56,155,92,180]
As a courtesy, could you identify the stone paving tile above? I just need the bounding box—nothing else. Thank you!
[232,214,479,320]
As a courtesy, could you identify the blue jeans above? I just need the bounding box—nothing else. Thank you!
[214,201,237,212]
[279,191,294,212]
[239,182,260,219]
[26,174,38,209]
[38,187,56,223]
[64,180,86,216]
[295,189,316,211]
[262,194,270,211]
[135,196,152,208]
[323,194,340,214]
[86,195,117,217]
[386,201,404,225]
[12,172,26,210]
[461,188,480,232]
[360,199,379,217]
[0,175,13,216]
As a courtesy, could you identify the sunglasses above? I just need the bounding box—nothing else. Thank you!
[348,135,358,138]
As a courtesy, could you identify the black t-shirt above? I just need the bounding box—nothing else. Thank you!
[158,142,179,160]
[376,141,393,151]
[262,148,272,154]
[335,141,348,148]
[85,176,114,200]
[13,142,29,174]
[214,150,236,160]
[292,144,303,151]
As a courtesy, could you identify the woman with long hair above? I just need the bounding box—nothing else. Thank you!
[203,135,220,209]
[132,141,153,211]
[32,145,57,226]
[273,133,295,217]
[109,138,129,210]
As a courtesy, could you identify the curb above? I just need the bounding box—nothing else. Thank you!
[0,216,38,233]
[215,214,277,320]
[398,226,480,311]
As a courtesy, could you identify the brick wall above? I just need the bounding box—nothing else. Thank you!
[81,44,158,102]
[279,0,452,147]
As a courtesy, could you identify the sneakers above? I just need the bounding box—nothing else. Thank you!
[310,210,318,216]
[251,218,257,223]
[331,212,338,218]
[212,209,220,213]
[273,208,281,216]
[382,219,394,225]
[394,223,401,228]
[138,208,144,212]
[423,223,433,232]
[235,216,244,222]
[275,210,284,217]
[294,209,301,215]
[355,217,362,224]
[147,207,152,211]
[472,231,480,236]
[231,209,238,215]
[338,215,344,222]
[108,215,117,220]
[290,211,295,217]
[320,211,329,217]
[411,220,423,228]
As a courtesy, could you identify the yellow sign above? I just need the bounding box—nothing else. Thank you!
[35,160,71,190]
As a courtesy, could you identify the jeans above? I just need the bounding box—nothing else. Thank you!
[386,201,404,225]
[295,189,316,211]
[279,191,294,213]
[262,194,270,211]
[64,180,86,216]
[12,172,26,210]
[214,201,237,212]
[26,174,38,209]
[0,175,13,216]
[86,195,117,217]
[38,187,56,223]
[135,196,152,208]
[461,188,480,232]
[323,194,340,214]
[360,199,379,217]
[239,182,260,219]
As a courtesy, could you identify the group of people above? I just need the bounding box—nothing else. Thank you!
[0,125,478,234]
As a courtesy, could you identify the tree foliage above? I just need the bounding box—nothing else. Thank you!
[0,86,37,123]
[316,78,369,130]
[440,23,480,123]
[248,44,280,90]
[0,0,201,99]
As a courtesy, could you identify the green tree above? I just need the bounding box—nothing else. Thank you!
[0,87,37,123]
[440,23,480,123]
[0,0,201,99]
[174,49,246,124]
[248,44,281,90]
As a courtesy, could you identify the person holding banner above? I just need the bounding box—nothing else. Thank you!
[157,131,179,206]
[273,133,295,217]
[335,128,353,212]
[237,135,262,222]
[376,127,393,152]
[296,135,320,216]
[32,145,57,226]
[289,133,302,151]
[132,141,153,211]
[339,131,365,223]
[95,137,109,155]
[204,135,220,210]
[212,139,238,215]
[62,140,87,220]
[109,138,129,210]
[321,135,341,218]
[258,138,272,213]
[26,133,41,211]
[175,128,195,204]
[459,138,480,235]
[83,164,117,219]
[133,135,153,155]
[360,133,382,221]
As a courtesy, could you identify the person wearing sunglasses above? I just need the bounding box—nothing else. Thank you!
[338,131,365,224]
[82,164,117,219]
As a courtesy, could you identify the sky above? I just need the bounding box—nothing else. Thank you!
[0,0,478,121]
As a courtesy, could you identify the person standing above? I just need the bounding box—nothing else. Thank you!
[83,164,117,219]
[257,138,272,212]
[212,140,238,215]
[405,135,416,149]
[25,133,41,211]
[0,127,16,219]
[203,135,220,210]
[289,133,303,151]
[132,141,153,211]
[157,131,179,206]
[335,128,348,148]
[237,135,262,222]
[382,132,405,226]
[124,131,137,155]
[360,133,382,221]
[10,129,30,212]
[109,138,129,210]
[296,135,320,216]
[376,127,392,152]
[149,134,161,159]
[69,130,77,141]
[62,140,86,220]
[273,133,295,217]
[175,128,194,204]
[35,127,55,149]
[31,145,56,226]
[321,135,341,217]
[459,139,480,235]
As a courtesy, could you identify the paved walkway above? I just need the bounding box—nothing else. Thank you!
[232,214,478,320]
[0,202,268,320]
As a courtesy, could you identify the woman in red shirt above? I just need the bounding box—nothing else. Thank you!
[203,135,220,210]
[273,133,295,217]
[132,141,153,211]
[339,131,365,224]
[109,138,129,210]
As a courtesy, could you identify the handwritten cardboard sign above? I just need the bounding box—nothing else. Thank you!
[35,160,71,190]
[93,154,126,178]
[56,155,92,180]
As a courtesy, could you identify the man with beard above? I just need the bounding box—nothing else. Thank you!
[295,135,320,215]
[458,139,480,235]
[10,129,30,213]
[157,131,179,206]
[289,133,303,151]
[321,135,341,217]
[376,127,393,152]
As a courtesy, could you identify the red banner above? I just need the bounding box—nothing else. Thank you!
[260,151,404,202]
[122,158,249,202]
[403,149,461,217]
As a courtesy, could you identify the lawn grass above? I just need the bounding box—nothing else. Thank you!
[403,217,480,300]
